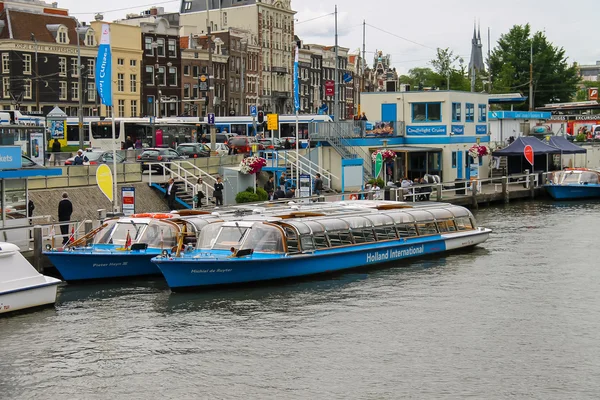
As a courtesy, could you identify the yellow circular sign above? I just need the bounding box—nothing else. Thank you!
[200,75,207,82]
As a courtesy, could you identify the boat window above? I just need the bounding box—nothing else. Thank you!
[416,222,438,236]
[428,209,454,220]
[373,225,398,241]
[144,223,178,248]
[109,222,147,245]
[319,218,350,232]
[386,212,416,225]
[344,216,373,229]
[352,228,376,243]
[446,206,472,219]
[212,225,249,250]
[300,235,315,251]
[404,210,435,224]
[326,230,354,247]
[581,172,599,184]
[436,220,456,233]
[313,232,330,249]
[240,224,284,253]
[396,223,417,237]
[284,226,299,253]
[455,217,473,231]
[562,171,580,184]
[196,223,224,249]
[93,220,118,244]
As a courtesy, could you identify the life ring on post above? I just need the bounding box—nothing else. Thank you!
[349,194,358,200]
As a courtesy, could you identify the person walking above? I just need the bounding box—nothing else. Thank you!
[58,192,73,245]
[213,176,224,206]
[72,149,89,165]
[264,175,275,200]
[284,138,292,150]
[51,138,61,153]
[313,173,323,196]
[279,172,287,191]
[165,178,177,210]
[194,177,206,207]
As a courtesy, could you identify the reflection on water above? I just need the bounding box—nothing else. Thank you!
[2,200,600,399]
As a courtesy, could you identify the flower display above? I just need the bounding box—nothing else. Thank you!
[239,156,267,174]
[371,149,397,162]
[468,144,489,159]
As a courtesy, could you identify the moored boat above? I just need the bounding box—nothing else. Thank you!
[1,242,61,314]
[152,202,492,290]
[43,213,215,281]
[544,168,600,200]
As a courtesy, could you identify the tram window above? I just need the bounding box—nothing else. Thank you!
[230,124,247,135]
[91,122,120,139]
[313,233,329,249]
[455,217,473,231]
[374,226,397,241]
[300,235,315,251]
[416,222,438,236]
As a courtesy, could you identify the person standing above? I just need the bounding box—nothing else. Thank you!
[195,177,206,207]
[72,149,89,165]
[213,176,224,206]
[279,172,287,191]
[264,175,275,200]
[165,178,177,210]
[313,173,323,196]
[285,186,296,198]
[125,136,134,150]
[58,192,73,245]
[51,138,61,153]
[284,138,292,150]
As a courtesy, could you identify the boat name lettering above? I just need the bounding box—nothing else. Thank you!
[92,262,128,267]
[191,269,233,274]
[366,245,425,263]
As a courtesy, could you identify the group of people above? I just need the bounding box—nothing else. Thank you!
[263,172,323,201]
[165,176,225,210]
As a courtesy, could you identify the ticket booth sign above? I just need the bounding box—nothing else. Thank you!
[121,187,135,216]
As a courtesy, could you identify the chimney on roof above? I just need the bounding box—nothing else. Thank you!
[52,2,58,8]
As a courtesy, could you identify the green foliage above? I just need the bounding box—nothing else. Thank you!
[368,178,385,188]
[236,191,260,204]
[488,24,580,109]
[575,133,586,142]
[255,187,268,201]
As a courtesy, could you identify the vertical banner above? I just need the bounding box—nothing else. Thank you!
[95,24,113,107]
[293,45,300,112]
[96,164,114,202]
[29,131,45,165]
[374,152,383,178]
[121,187,135,216]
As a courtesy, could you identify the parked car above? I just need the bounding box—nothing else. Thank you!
[207,142,230,156]
[21,155,39,168]
[137,148,186,172]
[64,151,126,166]
[176,143,210,158]
[258,138,283,150]
[229,136,265,154]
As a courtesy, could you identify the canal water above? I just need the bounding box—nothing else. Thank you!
[1,200,600,399]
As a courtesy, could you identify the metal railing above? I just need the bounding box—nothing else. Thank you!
[146,161,215,208]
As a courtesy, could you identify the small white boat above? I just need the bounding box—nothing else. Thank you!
[0,242,61,315]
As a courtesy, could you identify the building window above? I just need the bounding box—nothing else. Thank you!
[145,66,154,85]
[86,31,95,46]
[452,102,461,122]
[478,104,487,122]
[87,59,95,77]
[87,82,96,102]
[71,58,79,76]
[192,66,199,78]
[184,65,190,76]
[466,103,474,122]
[117,73,124,92]
[157,67,166,86]
[58,29,67,44]
[59,81,67,100]
[71,82,79,100]
[117,58,124,66]
[2,77,9,98]
[130,59,137,67]
[23,54,32,75]
[145,37,154,56]
[157,38,165,57]
[131,100,138,117]
[168,39,176,57]
[1,53,9,73]
[168,67,177,86]
[184,83,190,98]
[118,99,125,117]
[184,0,191,11]
[192,85,198,99]
[23,79,32,99]
[59,57,67,76]
[452,151,457,168]
[411,102,441,123]
[130,74,137,93]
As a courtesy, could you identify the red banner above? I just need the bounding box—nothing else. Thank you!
[589,88,598,101]
[325,80,335,97]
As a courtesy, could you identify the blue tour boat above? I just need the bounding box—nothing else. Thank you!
[43,213,221,281]
[152,202,492,290]
[544,168,600,200]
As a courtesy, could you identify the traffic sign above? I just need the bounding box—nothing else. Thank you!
[208,113,215,125]
[199,74,208,91]
[250,105,257,117]
[267,113,278,131]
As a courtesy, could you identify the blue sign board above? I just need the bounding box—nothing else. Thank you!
[406,125,447,136]
[208,113,215,125]
[488,111,551,120]
[250,105,257,117]
[476,125,488,135]
[451,125,465,135]
[343,72,352,83]
[0,146,23,169]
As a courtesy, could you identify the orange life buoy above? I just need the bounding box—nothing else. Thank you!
[349,194,358,200]
[131,213,152,218]
[130,213,173,219]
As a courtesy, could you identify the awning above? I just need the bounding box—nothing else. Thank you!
[547,136,587,154]
[492,137,560,156]
[369,146,443,153]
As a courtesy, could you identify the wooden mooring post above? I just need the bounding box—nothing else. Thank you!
[436,184,443,202]
[502,176,509,204]
[32,225,43,273]
[530,174,536,199]
[471,181,479,209]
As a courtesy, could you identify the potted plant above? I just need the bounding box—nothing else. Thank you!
[239,155,267,174]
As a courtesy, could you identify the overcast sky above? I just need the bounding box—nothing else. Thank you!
[63,0,600,74]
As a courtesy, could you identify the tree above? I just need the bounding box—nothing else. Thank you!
[398,67,442,90]
[573,79,599,102]
[488,24,580,109]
